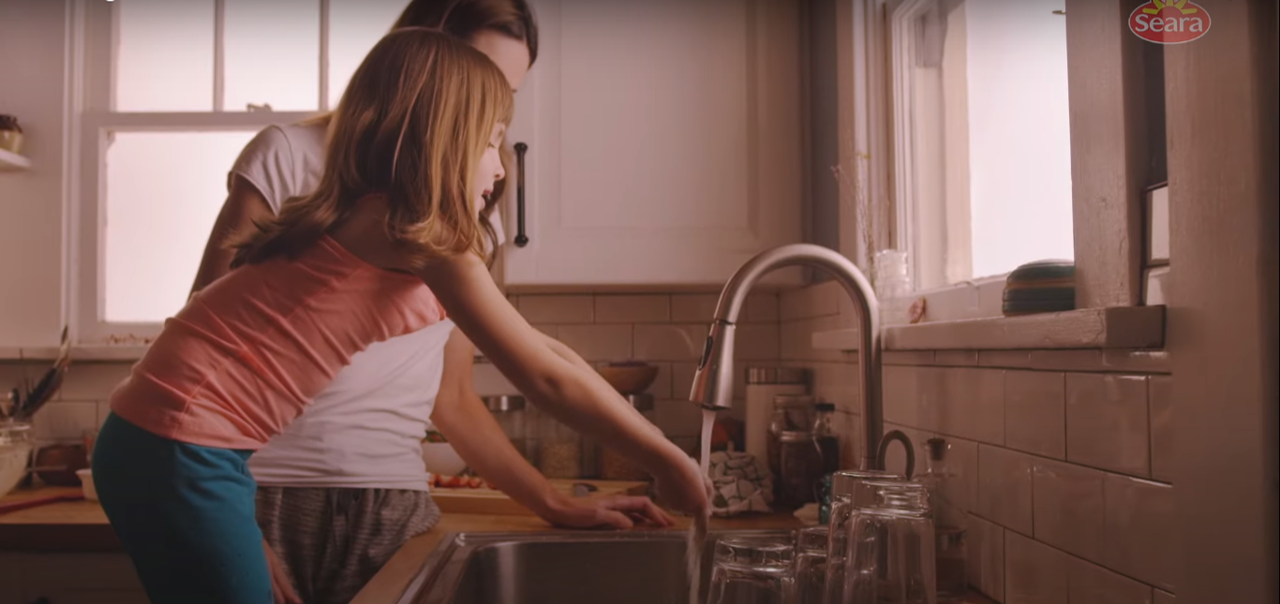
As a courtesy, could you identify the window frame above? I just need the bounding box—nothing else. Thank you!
[843,0,1154,322]
[68,0,330,346]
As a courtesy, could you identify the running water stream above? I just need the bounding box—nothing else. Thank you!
[686,408,717,604]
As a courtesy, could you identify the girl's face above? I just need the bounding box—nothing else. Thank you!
[475,123,507,217]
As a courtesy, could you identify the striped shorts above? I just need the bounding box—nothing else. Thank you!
[256,486,442,604]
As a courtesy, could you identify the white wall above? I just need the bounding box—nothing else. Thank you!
[0,0,70,349]
[963,0,1074,279]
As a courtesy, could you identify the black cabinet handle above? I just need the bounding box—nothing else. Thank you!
[513,142,529,247]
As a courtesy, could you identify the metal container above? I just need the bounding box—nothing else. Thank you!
[483,395,529,462]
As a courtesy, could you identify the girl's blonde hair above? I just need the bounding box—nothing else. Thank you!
[232,27,514,268]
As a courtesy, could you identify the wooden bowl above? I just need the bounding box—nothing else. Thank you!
[598,363,659,394]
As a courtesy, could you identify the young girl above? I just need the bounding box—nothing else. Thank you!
[188,3,668,603]
[92,27,708,604]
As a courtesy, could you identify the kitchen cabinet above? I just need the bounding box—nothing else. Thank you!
[0,553,147,604]
[499,0,805,287]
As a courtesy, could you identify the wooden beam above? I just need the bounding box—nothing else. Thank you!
[1065,0,1152,308]
[1165,0,1279,602]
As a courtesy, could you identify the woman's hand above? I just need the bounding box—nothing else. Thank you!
[263,538,302,604]
[542,493,675,529]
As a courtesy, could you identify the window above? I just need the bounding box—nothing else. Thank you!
[887,0,1074,292]
[73,0,408,344]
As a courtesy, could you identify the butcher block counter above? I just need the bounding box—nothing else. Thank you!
[0,486,997,604]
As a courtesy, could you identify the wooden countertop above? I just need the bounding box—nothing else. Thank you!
[2,486,996,604]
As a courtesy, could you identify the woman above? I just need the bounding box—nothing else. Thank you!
[187,3,677,604]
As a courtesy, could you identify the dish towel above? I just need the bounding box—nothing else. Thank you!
[707,450,773,517]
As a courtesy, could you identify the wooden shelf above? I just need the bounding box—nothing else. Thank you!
[0,148,31,172]
[813,306,1166,351]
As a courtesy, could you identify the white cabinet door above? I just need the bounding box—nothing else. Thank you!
[500,0,805,287]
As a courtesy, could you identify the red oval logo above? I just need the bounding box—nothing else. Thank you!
[1129,1,1212,44]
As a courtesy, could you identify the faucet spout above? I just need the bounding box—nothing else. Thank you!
[688,243,885,470]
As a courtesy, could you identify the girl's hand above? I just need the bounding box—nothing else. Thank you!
[650,451,712,517]
[542,494,675,529]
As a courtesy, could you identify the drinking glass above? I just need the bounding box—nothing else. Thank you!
[841,480,936,604]
[823,470,901,604]
[707,534,795,604]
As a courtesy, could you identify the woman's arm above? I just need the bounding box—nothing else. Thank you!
[416,254,708,515]
[431,329,673,529]
[189,175,274,295]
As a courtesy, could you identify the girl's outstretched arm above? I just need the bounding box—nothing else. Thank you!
[416,253,709,516]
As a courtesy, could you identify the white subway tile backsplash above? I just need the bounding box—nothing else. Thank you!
[1005,370,1066,459]
[933,351,979,366]
[556,324,632,362]
[1147,375,1174,483]
[882,350,935,365]
[743,293,781,323]
[1103,474,1177,592]
[780,314,846,362]
[733,324,781,361]
[938,368,1004,445]
[1068,556,1155,604]
[593,295,670,324]
[516,295,594,323]
[633,324,708,361]
[967,515,1005,602]
[1005,531,1070,604]
[669,294,719,323]
[1033,458,1107,563]
[1066,374,1151,477]
[977,444,1034,535]
[780,281,840,320]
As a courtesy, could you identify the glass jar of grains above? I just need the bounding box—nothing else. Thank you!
[597,393,655,481]
[536,412,583,479]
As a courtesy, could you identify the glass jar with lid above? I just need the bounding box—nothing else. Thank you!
[596,393,655,481]
[1,420,34,498]
[483,395,528,461]
[767,394,815,476]
[536,410,582,479]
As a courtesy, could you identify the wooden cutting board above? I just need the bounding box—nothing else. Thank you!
[431,479,649,516]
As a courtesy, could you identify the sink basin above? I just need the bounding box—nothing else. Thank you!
[394,529,793,604]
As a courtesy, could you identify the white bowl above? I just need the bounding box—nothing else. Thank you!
[76,468,97,501]
[421,442,467,477]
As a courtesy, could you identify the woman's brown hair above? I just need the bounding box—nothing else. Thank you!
[232,27,514,269]
[394,0,538,65]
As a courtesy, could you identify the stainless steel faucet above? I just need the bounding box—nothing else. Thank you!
[689,243,914,474]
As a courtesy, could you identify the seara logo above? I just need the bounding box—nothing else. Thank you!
[1130,0,1212,44]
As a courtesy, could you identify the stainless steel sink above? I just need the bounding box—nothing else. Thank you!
[393,529,793,604]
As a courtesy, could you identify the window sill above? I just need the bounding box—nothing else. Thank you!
[811,306,1166,352]
[1,345,150,362]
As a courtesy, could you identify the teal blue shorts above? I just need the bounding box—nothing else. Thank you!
[92,412,272,604]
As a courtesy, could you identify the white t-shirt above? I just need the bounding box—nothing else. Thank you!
[234,122,455,490]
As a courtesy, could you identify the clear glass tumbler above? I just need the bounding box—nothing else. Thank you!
[707,534,795,604]
[841,480,936,604]
[823,470,901,604]
[793,526,829,604]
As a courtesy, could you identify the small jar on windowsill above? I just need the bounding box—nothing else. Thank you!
[0,115,24,155]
